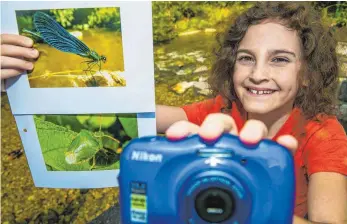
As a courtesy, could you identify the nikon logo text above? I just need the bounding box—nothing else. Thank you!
[131,151,163,163]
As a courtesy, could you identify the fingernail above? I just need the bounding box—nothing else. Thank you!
[25,38,34,47]
[31,49,39,57]
[200,135,220,144]
[240,139,259,148]
[239,130,260,148]
[26,62,34,70]
[167,136,185,141]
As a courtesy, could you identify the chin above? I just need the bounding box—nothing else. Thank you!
[242,103,274,115]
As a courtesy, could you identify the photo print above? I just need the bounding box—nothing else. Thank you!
[15,112,156,188]
[35,114,137,172]
[16,7,125,88]
[2,1,155,114]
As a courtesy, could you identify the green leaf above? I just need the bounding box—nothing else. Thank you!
[34,116,77,153]
[118,115,138,138]
[44,115,85,133]
[122,140,131,149]
[93,161,120,171]
[87,115,117,130]
[76,115,91,125]
[102,135,120,152]
[34,117,92,171]
[93,159,120,170]
[46,164,53,171]
[91,148,119,170]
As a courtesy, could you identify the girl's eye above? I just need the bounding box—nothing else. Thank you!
[237,56,254,64]
[272,57,290,63]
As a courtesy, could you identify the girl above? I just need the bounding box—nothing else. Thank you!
[1,2,346,223]
[156,2,347,224]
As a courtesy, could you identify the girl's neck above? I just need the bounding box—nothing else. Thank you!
[247,107,293,139]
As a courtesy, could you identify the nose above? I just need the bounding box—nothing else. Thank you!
[249,63,269,84]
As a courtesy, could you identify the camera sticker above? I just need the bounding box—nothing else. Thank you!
[130,181,148,223]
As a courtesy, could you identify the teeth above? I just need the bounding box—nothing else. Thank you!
[248,88,274,95]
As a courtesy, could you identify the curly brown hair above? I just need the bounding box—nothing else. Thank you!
[209,1,339,119]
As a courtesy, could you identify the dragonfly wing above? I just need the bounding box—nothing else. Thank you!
[33,11,90,57]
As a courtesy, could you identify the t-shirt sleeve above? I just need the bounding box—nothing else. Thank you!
[181,95,225,126]
[303,118,347,176]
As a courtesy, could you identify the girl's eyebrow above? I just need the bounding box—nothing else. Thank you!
[270,49,296,58]
[236,49,254,56]
[236,49,296,58]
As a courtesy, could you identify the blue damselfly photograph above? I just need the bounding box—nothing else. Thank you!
[15,7,126,87]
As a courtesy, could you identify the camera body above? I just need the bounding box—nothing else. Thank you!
[118,134,295,224]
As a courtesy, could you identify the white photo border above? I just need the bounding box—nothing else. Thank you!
[2,1,155,114]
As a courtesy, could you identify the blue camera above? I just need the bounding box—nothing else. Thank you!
[118,134,295,224]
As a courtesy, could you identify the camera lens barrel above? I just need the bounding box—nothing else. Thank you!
[195,187,235,223]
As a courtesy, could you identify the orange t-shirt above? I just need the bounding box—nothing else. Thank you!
[182,95,347,218]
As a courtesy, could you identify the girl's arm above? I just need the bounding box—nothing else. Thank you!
[293,172,347,224]
[155,105,188,134]
[307,172,346,223]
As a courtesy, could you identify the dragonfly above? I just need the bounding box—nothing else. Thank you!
[23,11,106,84]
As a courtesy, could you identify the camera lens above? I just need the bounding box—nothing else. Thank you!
[195,187,235,223]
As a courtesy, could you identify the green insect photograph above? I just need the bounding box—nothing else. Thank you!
[15,7,126,88]
[33,113,138,171]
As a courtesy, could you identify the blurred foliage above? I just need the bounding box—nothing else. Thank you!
[314,2,347,27]
[50,9,75,28]
[15,2,346,43]
[16,15,34,32]
[16,7,121,33]
[152,2,178,43]
[152,1,253,43]
[152,1,347,44]
[87,8,121,31]
[16,9,50,32]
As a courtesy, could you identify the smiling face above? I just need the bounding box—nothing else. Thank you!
[233,21,304,117]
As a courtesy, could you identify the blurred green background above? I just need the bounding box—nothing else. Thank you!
[2,2,347,224]
[16,7,121,32]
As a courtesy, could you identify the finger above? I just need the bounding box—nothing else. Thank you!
[1,34,33,47]
[1,69,25,80]
[239,119,268,145]
[2,44,39,59]
[199,113,238,141]
[1,56,34,70]
[276,135,298,155]
[166,120,200,140]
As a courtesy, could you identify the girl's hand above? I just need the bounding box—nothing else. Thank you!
[1,34,39,80]
[165,113,298,154]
